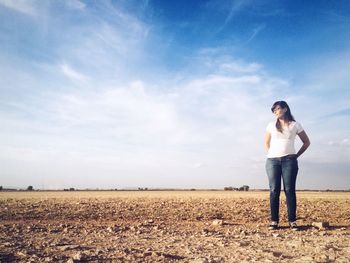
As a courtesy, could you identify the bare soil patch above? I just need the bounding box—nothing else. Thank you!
[1,191,350,262]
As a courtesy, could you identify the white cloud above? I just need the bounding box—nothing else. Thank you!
[220,62,262,73]
[0,0,37,16]
[341,138,350,145]
[60,63,88,82]
[187,75,261,88]
[2,50,350,188]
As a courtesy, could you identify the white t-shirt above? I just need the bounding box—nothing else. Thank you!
[266,121,304,158]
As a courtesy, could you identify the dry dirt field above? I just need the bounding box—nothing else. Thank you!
[1,190,350,262]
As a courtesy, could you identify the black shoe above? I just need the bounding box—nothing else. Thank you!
[268,221,278,230]
[290,221,299,231]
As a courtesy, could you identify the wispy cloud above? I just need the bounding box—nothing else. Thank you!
[246,24,265,43]
[60,63,88,82]
[0,0,37,16]
[220,61,262,73]
[224,0,252,26]
[210,0,253,32]
[322,108,350,119]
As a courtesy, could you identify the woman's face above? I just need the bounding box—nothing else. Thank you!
[273,105,287,118]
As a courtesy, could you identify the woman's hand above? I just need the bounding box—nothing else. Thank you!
[264,132,271,152]
[296,131,311,158]
[287,154,298,159]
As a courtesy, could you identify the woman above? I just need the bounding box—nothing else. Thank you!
[264,101,310,230]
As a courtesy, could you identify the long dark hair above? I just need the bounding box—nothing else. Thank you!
[271,101,295,133]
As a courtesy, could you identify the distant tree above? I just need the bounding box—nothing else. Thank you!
[27,185,34,191]
[69,187,75,191]
[238,185,249,191]
[224,186,234,191]
[0,186,3,191]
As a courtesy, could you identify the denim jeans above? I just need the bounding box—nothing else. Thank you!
[265,156,299,223]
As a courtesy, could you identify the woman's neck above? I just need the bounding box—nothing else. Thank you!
[278,118,289,126]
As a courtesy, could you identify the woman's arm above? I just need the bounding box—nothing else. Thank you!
[264,132,271,152]
[296,131,310,158]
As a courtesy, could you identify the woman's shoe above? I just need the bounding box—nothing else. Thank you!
[290,221,299,231]
[268,221,278,230]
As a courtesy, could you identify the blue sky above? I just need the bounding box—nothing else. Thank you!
[0,0,349,190]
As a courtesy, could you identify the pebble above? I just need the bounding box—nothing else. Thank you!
[190,258,208,263]
[272,233,280,238]
[142,251,152,257]
[212,219,223,226]
[238,241,250,247]
[72,252,83,260]
[16,251,27,257]
[272,251,283,257]
[298,256,314,262]
[312,221,330,229]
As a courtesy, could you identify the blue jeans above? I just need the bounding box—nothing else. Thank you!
[265,156,298,223]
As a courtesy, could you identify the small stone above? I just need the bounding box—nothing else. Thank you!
[196,214,204,220]
[58,245,70,251]
[152,251,160,257]
[143,251,152,256]
[298,256,314,261]
[202,228,209,234]
[190,258,208,263]
[106,226,113,232]
[73,252,82,260]
[16,251,27,257]
[272,233,280,238]
[312,221,330,229]
[212,219,223,226]
[272,251,283,257]
[238,241,250,247]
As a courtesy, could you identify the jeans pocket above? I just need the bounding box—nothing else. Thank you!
[286,154,298,160]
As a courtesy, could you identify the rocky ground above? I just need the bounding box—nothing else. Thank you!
[0,191,350,262]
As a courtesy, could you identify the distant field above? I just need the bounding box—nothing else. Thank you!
[1,190,349,200]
